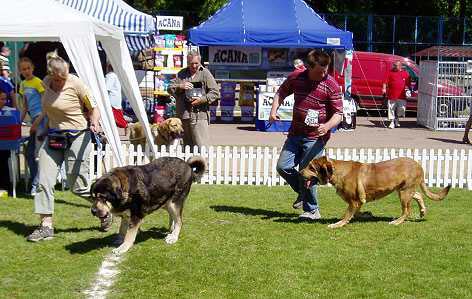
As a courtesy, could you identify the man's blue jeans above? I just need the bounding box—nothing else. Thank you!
[276,136,325,212]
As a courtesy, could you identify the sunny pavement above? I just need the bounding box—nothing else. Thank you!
[21,116,469,150]
[208,117,471,150]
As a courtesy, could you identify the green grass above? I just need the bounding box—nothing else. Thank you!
[0,186,471,298]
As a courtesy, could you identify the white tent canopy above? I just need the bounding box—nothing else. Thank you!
[0,0,157,165]
[58,0,156,53]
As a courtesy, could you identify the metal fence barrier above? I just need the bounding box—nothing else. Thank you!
[418,60,472,130]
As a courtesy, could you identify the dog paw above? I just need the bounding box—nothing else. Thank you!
[112,244,130,255]
[419,209,426,218]
[165,234,179,244]
[328,220,346,229]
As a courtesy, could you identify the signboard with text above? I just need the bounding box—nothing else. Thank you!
[156,16,184,31]
[257,92,294,121]
[209,46,262,66]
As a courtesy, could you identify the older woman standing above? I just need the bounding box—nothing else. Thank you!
[26,52,108,242]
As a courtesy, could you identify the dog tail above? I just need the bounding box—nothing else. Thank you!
[187,156,207,182]
[420,181,451,201]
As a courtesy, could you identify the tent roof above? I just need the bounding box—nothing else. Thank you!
[58,0,156,52]
[413,46,472,58]
[0,0,158,164]
[0,0,122,41]
[188,0,353,49]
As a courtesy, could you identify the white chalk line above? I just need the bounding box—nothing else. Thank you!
[83,253,124,299]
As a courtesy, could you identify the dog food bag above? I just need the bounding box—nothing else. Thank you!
[155,54,166,67]
[154,105,166,124]
[173,55,183,68]
[174,35,186,49]
[156,36,166,48]
[164,34,176,48]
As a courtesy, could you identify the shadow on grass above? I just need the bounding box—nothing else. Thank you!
[210,205,299,220]
[55,199,90,209]
[210,205,411,225]
[64,226,168,254]
[0,220,97,237]
[275,215,394,224]
[0,220,35,237]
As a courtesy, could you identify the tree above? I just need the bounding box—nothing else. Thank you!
[199,0,228,19]
[124,0,470,26]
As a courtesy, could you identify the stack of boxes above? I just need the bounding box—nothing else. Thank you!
[0,109,21,150]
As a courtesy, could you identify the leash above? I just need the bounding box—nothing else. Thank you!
[92,131,108,173]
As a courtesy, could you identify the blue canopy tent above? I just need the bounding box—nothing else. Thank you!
[188,0,354,131]
[58,0,156,52]
[188,0,352,49]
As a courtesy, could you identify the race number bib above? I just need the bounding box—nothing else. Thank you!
[304,109,319,127]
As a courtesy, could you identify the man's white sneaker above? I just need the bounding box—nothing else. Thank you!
[394,119,400,127]
[299,209,321,220]
[388,122,395,129]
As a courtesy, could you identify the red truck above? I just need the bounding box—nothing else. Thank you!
[334,51,463,111]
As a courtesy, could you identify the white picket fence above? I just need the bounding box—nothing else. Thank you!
[90,145,472,190]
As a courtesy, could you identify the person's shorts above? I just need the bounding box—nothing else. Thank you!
[387,99,406,119]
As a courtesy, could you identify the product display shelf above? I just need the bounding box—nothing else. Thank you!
[153,46,187,92]
[154,90,170,96]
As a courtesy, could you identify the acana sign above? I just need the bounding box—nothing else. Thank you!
[212,50,248,64]
[158,18,181,29]
[156,16,183,31]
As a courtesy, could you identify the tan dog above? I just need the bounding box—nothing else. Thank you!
[154,117,184,146]
[128,118,184,148]
[300,156,450,228]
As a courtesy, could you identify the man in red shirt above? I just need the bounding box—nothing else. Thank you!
[382,61,411,129]
[269,50,343,220]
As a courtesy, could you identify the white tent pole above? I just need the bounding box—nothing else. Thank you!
[101,36,158,158]
[60,32,124,166]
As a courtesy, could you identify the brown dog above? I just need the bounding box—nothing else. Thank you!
[300,156,450,228]
[91,156,207,254]
[128,118,184,148]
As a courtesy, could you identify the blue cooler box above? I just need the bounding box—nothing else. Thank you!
[255,119,291,132]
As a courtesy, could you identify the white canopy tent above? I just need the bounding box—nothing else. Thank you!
[0,0,157,166]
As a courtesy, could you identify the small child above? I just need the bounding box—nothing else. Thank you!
[0,90,16,194]
[0,90,14,111]
[18,57,45,196]
[0,45,11,80]
[0,60,16,109]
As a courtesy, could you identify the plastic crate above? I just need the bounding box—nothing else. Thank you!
[0,139,21,150]
[0,124,21,140]
[0,109,21,125]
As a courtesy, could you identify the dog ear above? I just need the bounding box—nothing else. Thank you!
[113,171,130,202]
[317,159,333,182]
[325,160,333,179]
[89,181,97,198]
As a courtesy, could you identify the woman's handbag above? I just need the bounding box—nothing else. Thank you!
[47,129,87,150]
